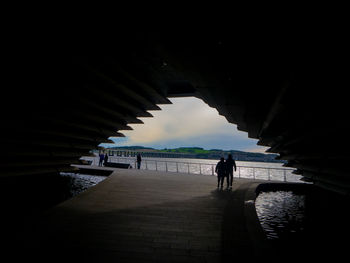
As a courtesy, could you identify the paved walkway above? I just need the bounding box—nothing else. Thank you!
[24,169,268,262]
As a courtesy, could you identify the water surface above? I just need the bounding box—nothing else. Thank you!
[255,191,306,240]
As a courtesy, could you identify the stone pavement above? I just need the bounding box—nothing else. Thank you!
[24,169,268,262]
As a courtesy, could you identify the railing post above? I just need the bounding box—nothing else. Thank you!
[187,163,190,174]
[146,161,148,170]
[284,169,287,182]
[199,164,202,175]
[176,162,178,173]
[268,168,270,180]
[239,167,241,178]
[156,161,158,171]
[253,168,255,180]
[212,165,214,176]
[166,162,168,172]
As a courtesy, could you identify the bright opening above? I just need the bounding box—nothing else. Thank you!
[102,97,269,153]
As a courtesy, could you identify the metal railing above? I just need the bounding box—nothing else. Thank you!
[82,156,300,183]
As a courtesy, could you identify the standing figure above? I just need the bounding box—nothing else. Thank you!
[104,153,108,166]
[226,154,237,189]
[136,153,142,169]
[215,157,228,189]
[98,153,104,167]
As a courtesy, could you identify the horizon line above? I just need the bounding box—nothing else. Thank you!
[101,145,272,154]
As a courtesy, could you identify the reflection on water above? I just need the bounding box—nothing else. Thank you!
[60,173,107,197]
[255,191,306,240]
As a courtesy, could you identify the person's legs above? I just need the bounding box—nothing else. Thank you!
[217,176,220,187]
[229,172,233,187]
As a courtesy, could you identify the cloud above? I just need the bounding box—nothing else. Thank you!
[105,97,266,152]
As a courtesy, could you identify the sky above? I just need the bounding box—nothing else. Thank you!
[101,97,269,153]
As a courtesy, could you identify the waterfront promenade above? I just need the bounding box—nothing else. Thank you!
[24,169,271,262]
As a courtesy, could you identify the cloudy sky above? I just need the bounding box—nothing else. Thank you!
[102,97,269,153]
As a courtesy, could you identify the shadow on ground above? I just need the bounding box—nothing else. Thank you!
[20,185,256,262]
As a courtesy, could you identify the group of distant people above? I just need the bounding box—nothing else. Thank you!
[98,152,142,168]
[215,154,237,189]
[98,153,108,166]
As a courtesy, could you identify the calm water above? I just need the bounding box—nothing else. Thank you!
[81,156,302,182]
[255,191,306,240]
[60,172,107,197]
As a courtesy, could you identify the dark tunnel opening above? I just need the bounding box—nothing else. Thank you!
[1,33,350,261]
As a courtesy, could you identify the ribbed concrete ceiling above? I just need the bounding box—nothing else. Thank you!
[1,32,349,195]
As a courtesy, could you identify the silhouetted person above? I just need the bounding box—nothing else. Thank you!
[104,153,108,166]
[226,154,237,188]
[98,153,104,167]
[136,153,142,169]
[215,157,228,188]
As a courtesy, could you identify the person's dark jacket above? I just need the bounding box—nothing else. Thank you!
[226,158,237,172]
[215,160,227,177]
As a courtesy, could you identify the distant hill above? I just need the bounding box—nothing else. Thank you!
[159,147,282,163]
[109,146,156,151]
[107,146,283,163]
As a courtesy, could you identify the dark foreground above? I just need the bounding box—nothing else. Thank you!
[1,168,349,262]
